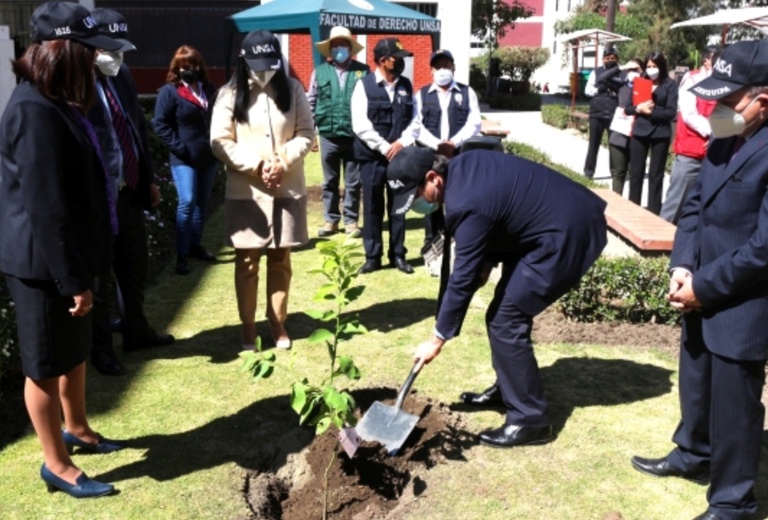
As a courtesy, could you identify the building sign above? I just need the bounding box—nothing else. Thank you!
[318,12,441,33]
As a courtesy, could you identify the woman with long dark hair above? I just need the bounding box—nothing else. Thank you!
[153,45,220,275]
[0,2,125,498]
[210,30,315,350]
[625,51,679,214]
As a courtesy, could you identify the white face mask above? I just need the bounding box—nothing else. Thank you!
[95,51,124,77]
[626,71,640,84]
[646,67,660,80]
[433,68,453,87]
[708,97,759,138]
[249,70,276,88]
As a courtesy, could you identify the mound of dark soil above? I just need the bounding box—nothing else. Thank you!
[242,390,473,520]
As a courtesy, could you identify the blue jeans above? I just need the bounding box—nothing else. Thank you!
[660,155,703,224]
[171,163,218,256]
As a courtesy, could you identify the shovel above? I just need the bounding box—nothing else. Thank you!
[355,361,421,456]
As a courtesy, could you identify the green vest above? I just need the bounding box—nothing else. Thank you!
[314,60,368,138]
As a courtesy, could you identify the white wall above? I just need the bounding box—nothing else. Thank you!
[0,26,14,118]
[436,0,472,84]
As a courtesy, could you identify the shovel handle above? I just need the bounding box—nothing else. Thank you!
[394,361,421,411]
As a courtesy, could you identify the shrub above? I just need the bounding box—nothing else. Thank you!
[504,140,596,188]
[496,46,551,83]
[558,256,680,325]
[541,104,571,129]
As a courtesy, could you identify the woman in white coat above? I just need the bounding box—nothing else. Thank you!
[211,30,315,350]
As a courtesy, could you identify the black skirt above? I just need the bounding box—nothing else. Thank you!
[4,275,91,380]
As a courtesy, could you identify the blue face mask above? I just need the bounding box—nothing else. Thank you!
[332,47,350,63]
[411,196,440,215]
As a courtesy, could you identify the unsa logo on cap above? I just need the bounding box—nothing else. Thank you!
[252,43,276,55]
[388,179,405,189]
[84,16,97,29]
[108,22,128,33]
[713,59,732,78]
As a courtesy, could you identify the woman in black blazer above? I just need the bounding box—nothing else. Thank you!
[0,2,125,499]
[152,45,220,275]
[625,51,679,214]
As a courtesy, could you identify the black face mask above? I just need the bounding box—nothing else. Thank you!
[180,69,200,83]
[392,58,405,77]
[605,61,618,69]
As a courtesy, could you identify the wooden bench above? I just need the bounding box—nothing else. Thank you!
[480,119,510,138]
[592,188,676,255]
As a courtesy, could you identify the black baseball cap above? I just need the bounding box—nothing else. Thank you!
[430,49,454,66]
[373,38,413,62]
[30,2,122,51]
[690,40,768,100]
[388,147,437,215]
[90,8,136,52]
[603,47,618,58]
[241,30,282,72]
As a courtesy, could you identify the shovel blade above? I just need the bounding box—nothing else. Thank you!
[355,401,419,456]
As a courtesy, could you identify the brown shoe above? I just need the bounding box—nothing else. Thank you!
[344,222,362,238]
[318,222,339,237]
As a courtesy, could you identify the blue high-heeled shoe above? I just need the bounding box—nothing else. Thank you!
[40,464,115,498]
[62,430,127,454]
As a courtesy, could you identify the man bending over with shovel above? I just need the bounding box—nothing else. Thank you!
[388,147,607,448]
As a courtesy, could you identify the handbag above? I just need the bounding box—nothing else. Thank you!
[609,107,635,137]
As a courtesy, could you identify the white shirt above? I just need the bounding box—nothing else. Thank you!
[410,81,482,150]
[351,69,416,156]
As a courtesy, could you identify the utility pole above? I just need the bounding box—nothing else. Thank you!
[605,0,616,33]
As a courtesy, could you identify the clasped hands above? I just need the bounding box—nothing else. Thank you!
[636,100,655,115]
[668,270,701,313]
[261,156,286,190]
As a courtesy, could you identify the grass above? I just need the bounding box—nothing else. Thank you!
[1,149,764,520]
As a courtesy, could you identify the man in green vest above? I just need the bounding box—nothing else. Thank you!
[307,26,369,238]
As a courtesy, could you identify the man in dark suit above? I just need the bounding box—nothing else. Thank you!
[87,9,173,376]
[583,47,620,180]
[387,147,607,447]
[631,41,768,520]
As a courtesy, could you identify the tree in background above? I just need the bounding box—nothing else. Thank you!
[472,0,534,52]
[556,0,719,69]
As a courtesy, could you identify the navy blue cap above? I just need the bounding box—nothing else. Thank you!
[430,49,454,66]
[30,2,122,51]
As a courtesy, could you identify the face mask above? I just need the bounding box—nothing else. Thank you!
[249,70,276,88]
[605,60,618,69]
[392,58,405,77]
[180,69,200,84]
[95,51,123,77]
[433,68,453,87]
[331,46,350,64]
[411,196,440,215]
[708,97,759,138]
[646,67,660,80]
[626,71,640,84]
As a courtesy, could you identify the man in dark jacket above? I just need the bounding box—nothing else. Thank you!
[583,47,620,180]
[87,8,174,376]
[388,147,607,447]
[631,40,768,520]
[307,26,369,239]
[351,37,416,275]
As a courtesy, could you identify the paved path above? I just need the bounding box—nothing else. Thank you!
[480,109,669,206]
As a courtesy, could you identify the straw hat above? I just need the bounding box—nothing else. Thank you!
[315,26,364,59]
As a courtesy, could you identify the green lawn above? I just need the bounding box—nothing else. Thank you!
[1,150,765,520]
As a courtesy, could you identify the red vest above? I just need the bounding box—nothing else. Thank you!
[673,93,716,160]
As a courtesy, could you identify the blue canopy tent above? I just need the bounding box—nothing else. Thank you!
[225,0,442,73]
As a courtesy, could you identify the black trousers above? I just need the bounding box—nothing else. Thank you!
[628,135,670,215]
[423,209,445,250]
[666,314,765,519]
[583,117,613,178]
[487,262,549,427]
[92,189,154,357]
[360,158,406,261]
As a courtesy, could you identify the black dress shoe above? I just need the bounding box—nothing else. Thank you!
[630,455,709,484]
[692,513,721,520]
[189,245,216,262]
[91,351,126,376]
[460,383,504,406]
[358,259,382,274]
[479,423,554,448]
[391,256,414,274]
[175,255,191,275]
[123,333,175,352]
